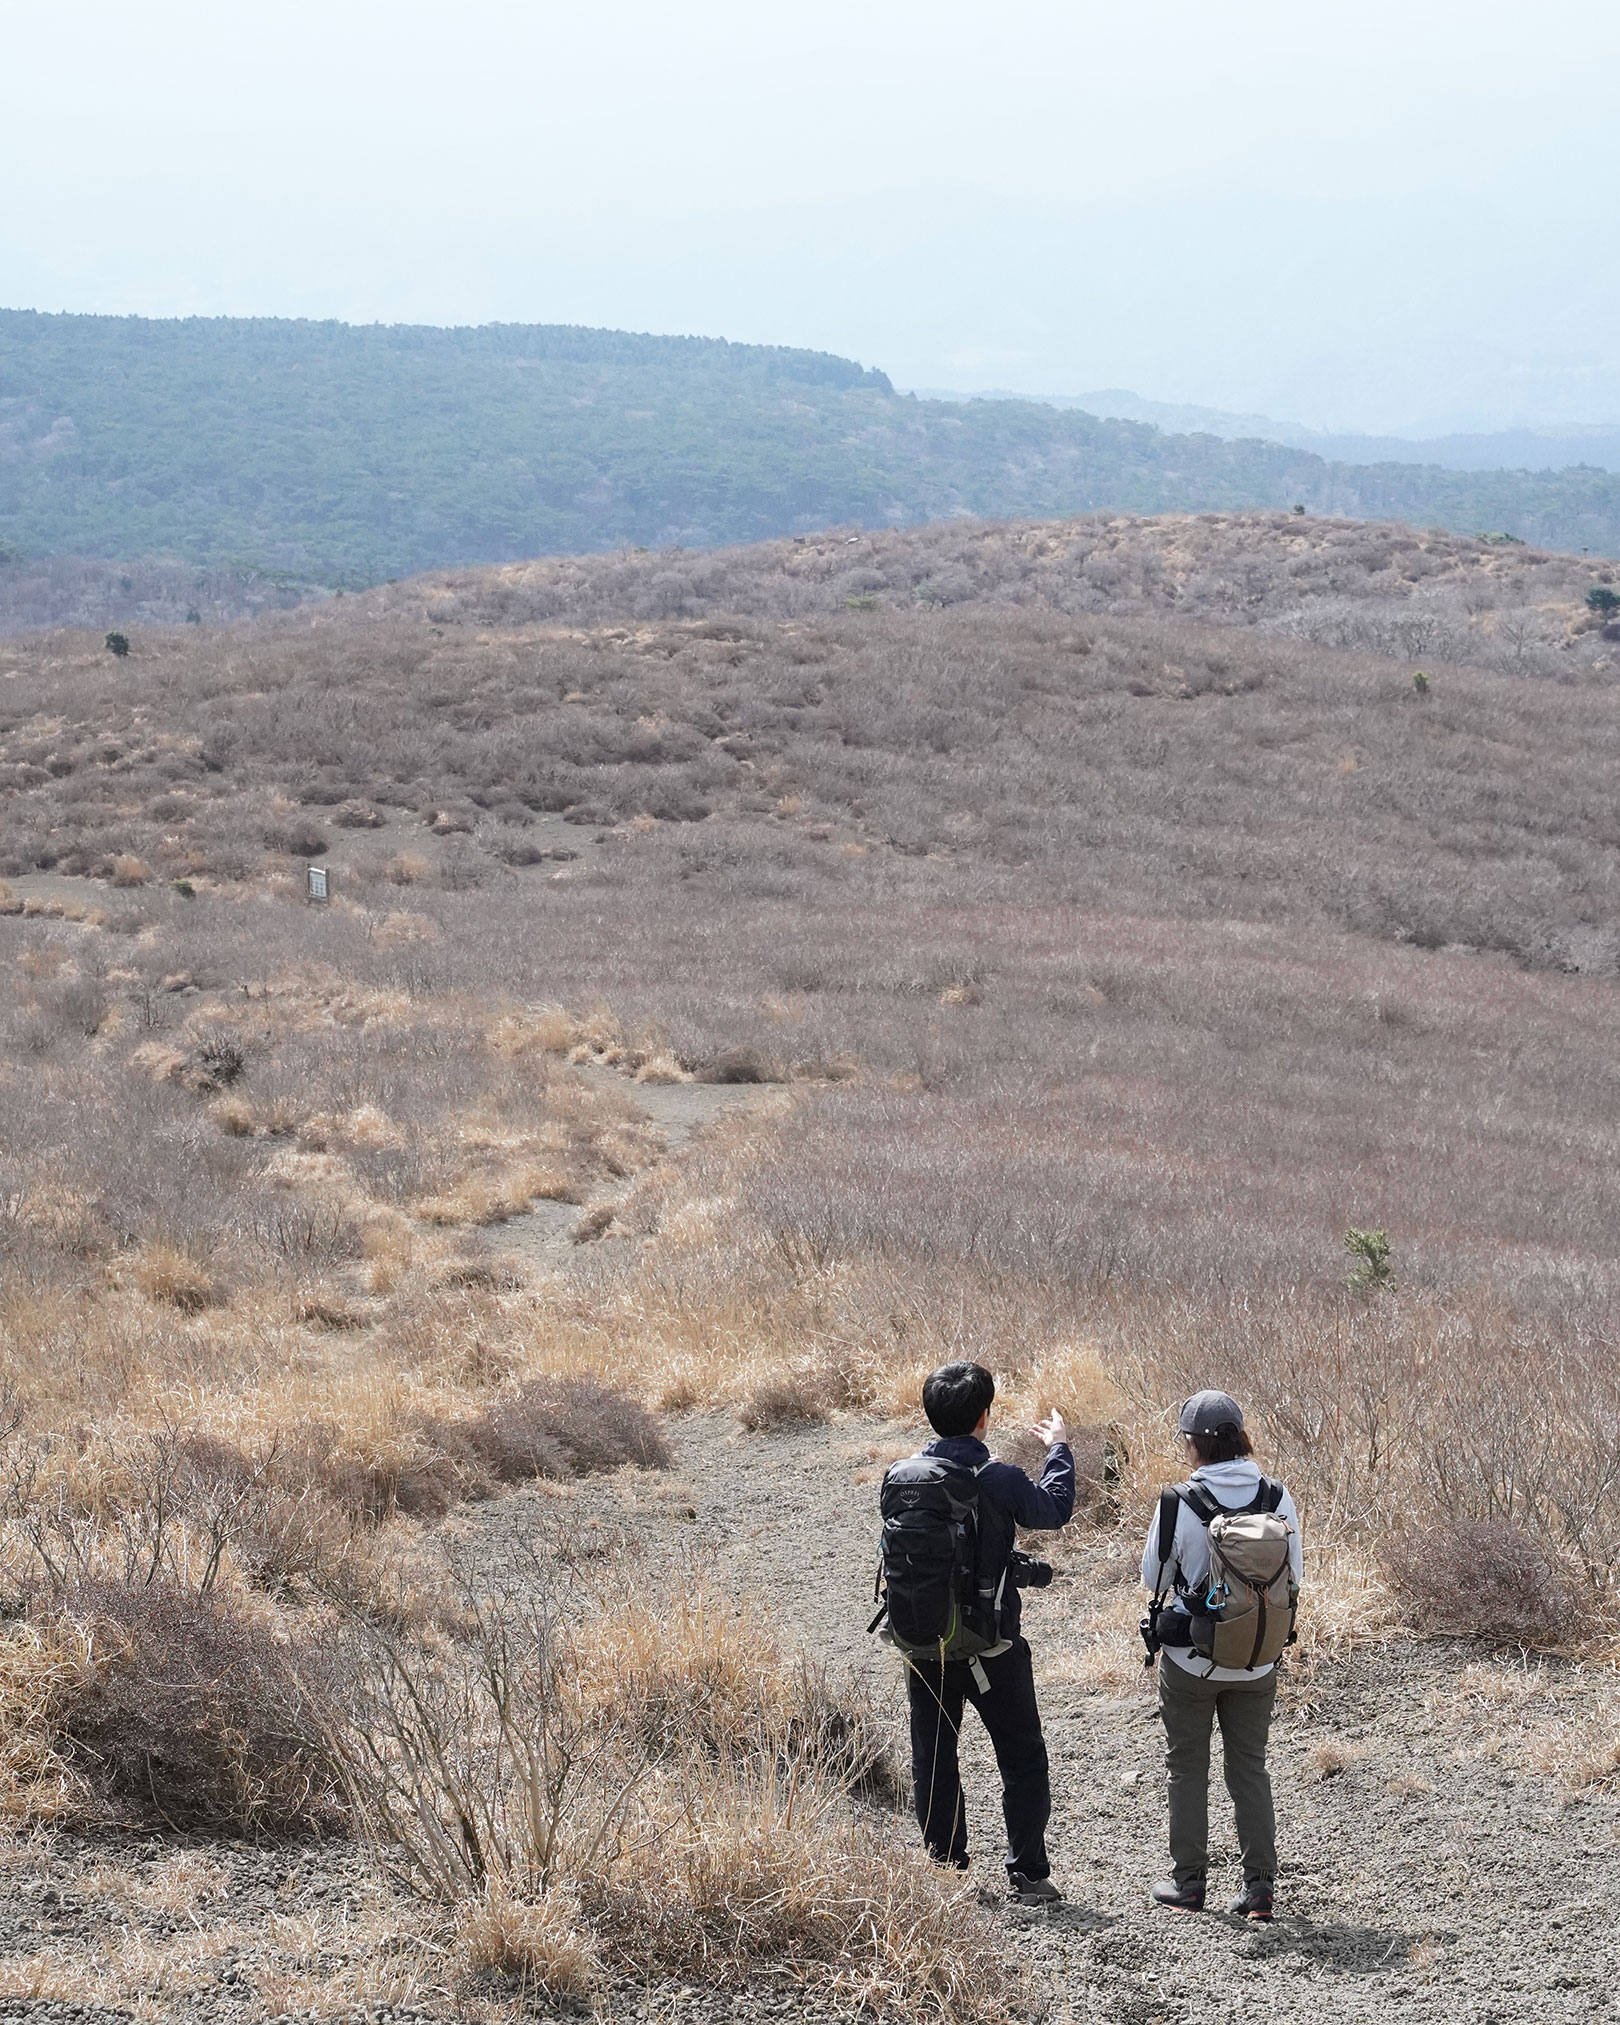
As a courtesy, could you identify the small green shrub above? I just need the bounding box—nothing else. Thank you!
[1343,1226,1394,1296]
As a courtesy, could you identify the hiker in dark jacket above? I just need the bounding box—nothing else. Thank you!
[899,1361,1074,1904]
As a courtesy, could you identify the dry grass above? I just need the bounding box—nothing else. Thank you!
[591,1763,997,2019]
[338,1573,1002,2019]
[129,1241,219,1313]
[1041,1578,1149,1697]
[459,1885,602,1999]
[1413,1658,1620,1792]
[0,1616,98,1826]
[2,510,1620,2002]
[1305,1740,1368,1782]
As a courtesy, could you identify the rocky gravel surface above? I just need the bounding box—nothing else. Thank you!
[472,1414,1620,2023]
[8,1412,1617,2020]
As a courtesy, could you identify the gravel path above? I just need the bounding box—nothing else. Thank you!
[496,1066,775,1277]
[12,1414,1616,2021]
[470,1413,1620,2023]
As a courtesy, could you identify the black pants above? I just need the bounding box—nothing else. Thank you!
[905,1637,1052,1880]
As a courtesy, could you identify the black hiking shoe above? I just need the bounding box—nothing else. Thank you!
[1151,1877,1206,1911]
[1007,1871,1063,1905]
[1229,1880,1274,1921]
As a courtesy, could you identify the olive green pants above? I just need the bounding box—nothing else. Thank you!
[1157,1656,1277,1886]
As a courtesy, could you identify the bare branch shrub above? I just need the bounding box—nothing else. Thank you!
[50,1578,342,1831]
[1381,1517,1579,1645]
[336,1575,992,2018]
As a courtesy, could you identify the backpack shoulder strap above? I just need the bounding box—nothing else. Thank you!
[1251,1476,1285,1515]
[1177,1481,1222,1526]
[1150,1485,1183,1602]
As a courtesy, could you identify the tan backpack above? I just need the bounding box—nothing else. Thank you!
[1152,1480,1298,1671]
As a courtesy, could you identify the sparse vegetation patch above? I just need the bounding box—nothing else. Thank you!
[1,513,1619,2015]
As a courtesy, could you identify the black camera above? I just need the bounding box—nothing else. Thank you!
[1008,1549,1053,1589]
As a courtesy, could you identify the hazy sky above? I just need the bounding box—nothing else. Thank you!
[4,0,1618,431]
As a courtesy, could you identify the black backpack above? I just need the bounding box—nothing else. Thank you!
[869,1454,1007,1663]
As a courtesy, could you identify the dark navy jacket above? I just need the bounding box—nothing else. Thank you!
[920,1434,1075,1639]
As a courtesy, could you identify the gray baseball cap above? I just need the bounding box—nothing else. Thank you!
[1178,1390,1245,1436]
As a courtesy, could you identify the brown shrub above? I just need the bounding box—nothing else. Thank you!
[263,820,329,858]
[697,1046,779,1085]
[168,1430,361,1595]
[733,1369,831,1431]
[450,1403,568,1486]
[266,1418,461,1529]
[55,1579,341,1831]
[409,1378,672,1503]
[471,1376,672,1478]
[1382,1516,1581,1647]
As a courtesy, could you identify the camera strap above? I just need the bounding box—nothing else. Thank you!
[1150,1485,1183,1612]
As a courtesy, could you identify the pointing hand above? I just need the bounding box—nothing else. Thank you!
[1032,1410,1069,1448]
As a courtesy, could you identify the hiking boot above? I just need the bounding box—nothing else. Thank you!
[1151,1877,1206,1911]
[1229,1880,1274,1921]
[1007,1871,1063,1905]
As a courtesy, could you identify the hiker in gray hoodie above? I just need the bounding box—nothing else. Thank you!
[1139,1390,1303,1921]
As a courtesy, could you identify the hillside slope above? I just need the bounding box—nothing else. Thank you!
[5,511,1620,2017]
[5,311,1620,588]
[2,511,1617,978]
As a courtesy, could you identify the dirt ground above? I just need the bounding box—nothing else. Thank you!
[5,1080,1615,2024]
[6,1411,1618,2022]
[462,1412,1619,2024]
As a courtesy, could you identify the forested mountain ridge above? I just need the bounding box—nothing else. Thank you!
[4,309,1620,587]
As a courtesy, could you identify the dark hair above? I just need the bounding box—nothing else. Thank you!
[1188,1424,1254,1466]
[922,1362,995,1438]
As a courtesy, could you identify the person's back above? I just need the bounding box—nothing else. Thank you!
[875,1360,1074,1905]
[1140,1391,1303,1921]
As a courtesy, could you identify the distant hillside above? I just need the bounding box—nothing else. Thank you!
[416,511,1620,677]
[917,385,1620,477]
[4,310,1620,590]
[1062,389,1620,476]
